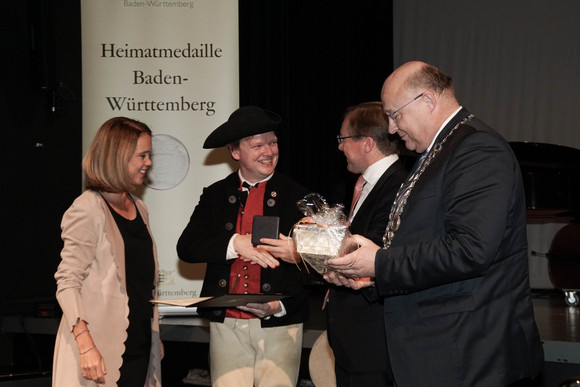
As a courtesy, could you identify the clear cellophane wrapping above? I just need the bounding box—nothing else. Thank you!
[292,193,353,274]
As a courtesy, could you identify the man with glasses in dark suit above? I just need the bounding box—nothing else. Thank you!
[326,62,544,387]
[327,101,407,387]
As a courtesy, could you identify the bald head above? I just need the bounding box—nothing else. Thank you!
[381,61,461,153]
[382,61,425,99]
[382,61,457,105]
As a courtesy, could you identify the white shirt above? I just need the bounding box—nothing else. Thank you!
[425,106,463,153]
[349,154,399,223]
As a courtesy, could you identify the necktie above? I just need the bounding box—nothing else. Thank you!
[349,175,366,219]
[410,151,428,175]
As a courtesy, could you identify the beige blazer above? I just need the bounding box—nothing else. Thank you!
[52,190,162,387]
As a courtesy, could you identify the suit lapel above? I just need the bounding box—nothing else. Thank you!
[434,108,470,144]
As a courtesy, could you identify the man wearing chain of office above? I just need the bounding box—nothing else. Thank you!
[325,61,544,387]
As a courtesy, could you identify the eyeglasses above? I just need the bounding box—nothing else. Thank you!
[385,92,424,123]
[336,135,363,144]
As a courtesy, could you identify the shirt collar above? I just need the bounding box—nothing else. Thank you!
[362,154,399,186]
[238,170,274,189]
[425,106,463,153]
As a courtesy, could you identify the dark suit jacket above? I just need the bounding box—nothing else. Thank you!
[374,109,544,386]
[177,171,311,327]
[327,159,407,373]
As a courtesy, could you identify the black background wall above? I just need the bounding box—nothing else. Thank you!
[239,1,394,203]
[0,0,82,311]
[0,0,393,309]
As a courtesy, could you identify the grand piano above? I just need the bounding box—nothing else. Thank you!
[510,141,580,306]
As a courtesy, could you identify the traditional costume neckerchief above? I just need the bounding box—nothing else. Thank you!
[382,114,475,249]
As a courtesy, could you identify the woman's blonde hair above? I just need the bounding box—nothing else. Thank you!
[83,117,152,192]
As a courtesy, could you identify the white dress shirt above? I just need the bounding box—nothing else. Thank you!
[349,154,399,223]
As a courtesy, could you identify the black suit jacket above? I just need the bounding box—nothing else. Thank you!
[327,159,407,373]
[374,109,544,386]
[177,171,311,327]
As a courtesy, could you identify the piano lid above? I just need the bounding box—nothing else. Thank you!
[510,142,580,219]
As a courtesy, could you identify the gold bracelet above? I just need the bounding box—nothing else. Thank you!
[74,329,89,340]
[80,346,95,355]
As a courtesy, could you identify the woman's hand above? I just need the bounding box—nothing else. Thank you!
[73,321,107,384]
[80,346,107,384]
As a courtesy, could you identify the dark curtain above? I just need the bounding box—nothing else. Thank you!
[239,0,394,204]
[0,0,82,308]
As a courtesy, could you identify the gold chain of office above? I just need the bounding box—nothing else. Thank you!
[382,114,475,249]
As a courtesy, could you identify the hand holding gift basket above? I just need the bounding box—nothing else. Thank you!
[292,193,358,274]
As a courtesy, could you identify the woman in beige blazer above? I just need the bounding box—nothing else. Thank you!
[53,117,162,387]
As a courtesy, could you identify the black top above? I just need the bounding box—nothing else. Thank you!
[105,199,154,355]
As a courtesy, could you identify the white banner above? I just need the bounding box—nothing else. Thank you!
[81,0,238,299]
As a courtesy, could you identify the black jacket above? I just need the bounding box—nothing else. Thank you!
[177,171,311,327]
[327,159,407,373]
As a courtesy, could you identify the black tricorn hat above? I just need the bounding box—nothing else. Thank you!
[203,106,282,149]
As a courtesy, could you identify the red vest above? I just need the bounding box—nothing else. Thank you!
[225,181,265,319]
